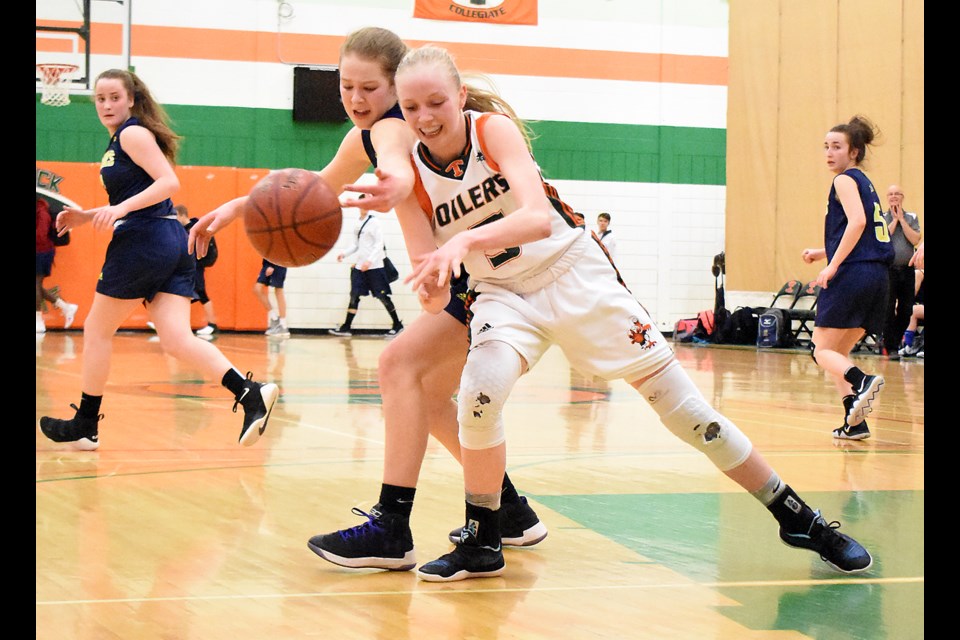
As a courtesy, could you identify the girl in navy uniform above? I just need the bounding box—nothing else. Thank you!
[802,115,894,440]
[188,28,545,572]
[39,69,278,451]
[389,44,872,582]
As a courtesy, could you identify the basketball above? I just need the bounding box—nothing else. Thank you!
[243,168,342,267]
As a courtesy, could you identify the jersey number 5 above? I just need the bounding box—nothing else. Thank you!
[872,202,891,243]
[471,211,522,269]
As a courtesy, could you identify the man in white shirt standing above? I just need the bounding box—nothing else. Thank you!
[596,212,617,262]
[330,201,404,337]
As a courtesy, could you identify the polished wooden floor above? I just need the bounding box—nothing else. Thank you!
[36,330,924,640]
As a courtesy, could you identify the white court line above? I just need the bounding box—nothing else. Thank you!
[37,575,923,606]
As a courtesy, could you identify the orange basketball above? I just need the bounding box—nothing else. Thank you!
[243,168,342,267]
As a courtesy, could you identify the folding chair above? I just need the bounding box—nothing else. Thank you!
[788,281,821,347]
[769,279,803,310]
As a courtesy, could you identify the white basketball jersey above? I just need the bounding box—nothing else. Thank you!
[411,111,584,286]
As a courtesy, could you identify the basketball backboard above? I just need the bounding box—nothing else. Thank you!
[36,0,131,97]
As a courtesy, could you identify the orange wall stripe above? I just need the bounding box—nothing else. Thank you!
[37,23,726,85]
[37,20,124,55]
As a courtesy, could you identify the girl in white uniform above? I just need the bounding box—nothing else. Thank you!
[383,44,873,582]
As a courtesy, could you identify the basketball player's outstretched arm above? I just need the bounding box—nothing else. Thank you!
[341,118,417,212]
[189,128,372,259]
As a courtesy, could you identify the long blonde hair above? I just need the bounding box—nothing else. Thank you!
[396,45,536,150]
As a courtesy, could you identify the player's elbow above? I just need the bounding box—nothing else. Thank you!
[529,209,552,240]
[161,174,181,199]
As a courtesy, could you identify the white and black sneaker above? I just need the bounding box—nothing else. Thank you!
[308,504,416,571]
[448,496,548,547]
[833,395,870,440]
[195,324,218,336]
[847,374,883,426]
[329,325,352,337]
[38,403,102,451]
[233,372,279,446]
[418,527,505,582]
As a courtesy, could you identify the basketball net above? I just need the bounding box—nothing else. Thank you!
[37,64,79,107]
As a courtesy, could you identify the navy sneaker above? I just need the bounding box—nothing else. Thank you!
[448,496,548,547]
[418,528,504,582]
[233,371,279,446]
[38,403,101,451]
[308,505,416,571]
[847,374,883,426]
[779,509,873,574]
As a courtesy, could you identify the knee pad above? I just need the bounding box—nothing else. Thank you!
[457,340,523,450]
[637,362,752,471]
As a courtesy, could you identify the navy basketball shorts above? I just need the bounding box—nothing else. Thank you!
[816,261,889,334]
[257,263,288,288]
[36,250,55,277]
[97,217,197,302]
[350,266,392,297]
[444,270,470,326]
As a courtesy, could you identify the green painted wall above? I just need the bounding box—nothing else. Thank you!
[36,99,726,185]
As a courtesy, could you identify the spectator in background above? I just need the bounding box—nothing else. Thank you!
[254,258,290,337]
[898,267,924,358]
[880,185,921,357]
[174,204,219,337]
[906,241,924,357]
[36,195,78,333]
[595,212,617,262]
[909,240,924,270]
[329,199,403,337]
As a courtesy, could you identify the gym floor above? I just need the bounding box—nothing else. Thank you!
[36,331,923,639]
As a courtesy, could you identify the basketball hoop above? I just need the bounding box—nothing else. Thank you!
[36,63,79,107]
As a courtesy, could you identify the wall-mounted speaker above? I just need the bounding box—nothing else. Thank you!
[293,66,347,123]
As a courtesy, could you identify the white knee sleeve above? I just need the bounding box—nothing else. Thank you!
[638,362,752,471]
[458,340,524,450]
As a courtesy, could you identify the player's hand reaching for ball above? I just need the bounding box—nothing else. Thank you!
[343,167,414,213]
[406,235,469,293]
[189,197,246,259]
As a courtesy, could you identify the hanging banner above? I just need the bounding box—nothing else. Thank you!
[414,0,538,26]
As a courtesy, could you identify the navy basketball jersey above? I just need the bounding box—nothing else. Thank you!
[360,103,404,167]
[825,168,894,265]
[99,117,175,220]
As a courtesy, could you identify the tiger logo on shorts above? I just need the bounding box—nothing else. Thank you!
[628,318,657,349]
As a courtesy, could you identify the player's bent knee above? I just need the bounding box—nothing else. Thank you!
[638,362,752,471]
[457,340,523,450]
